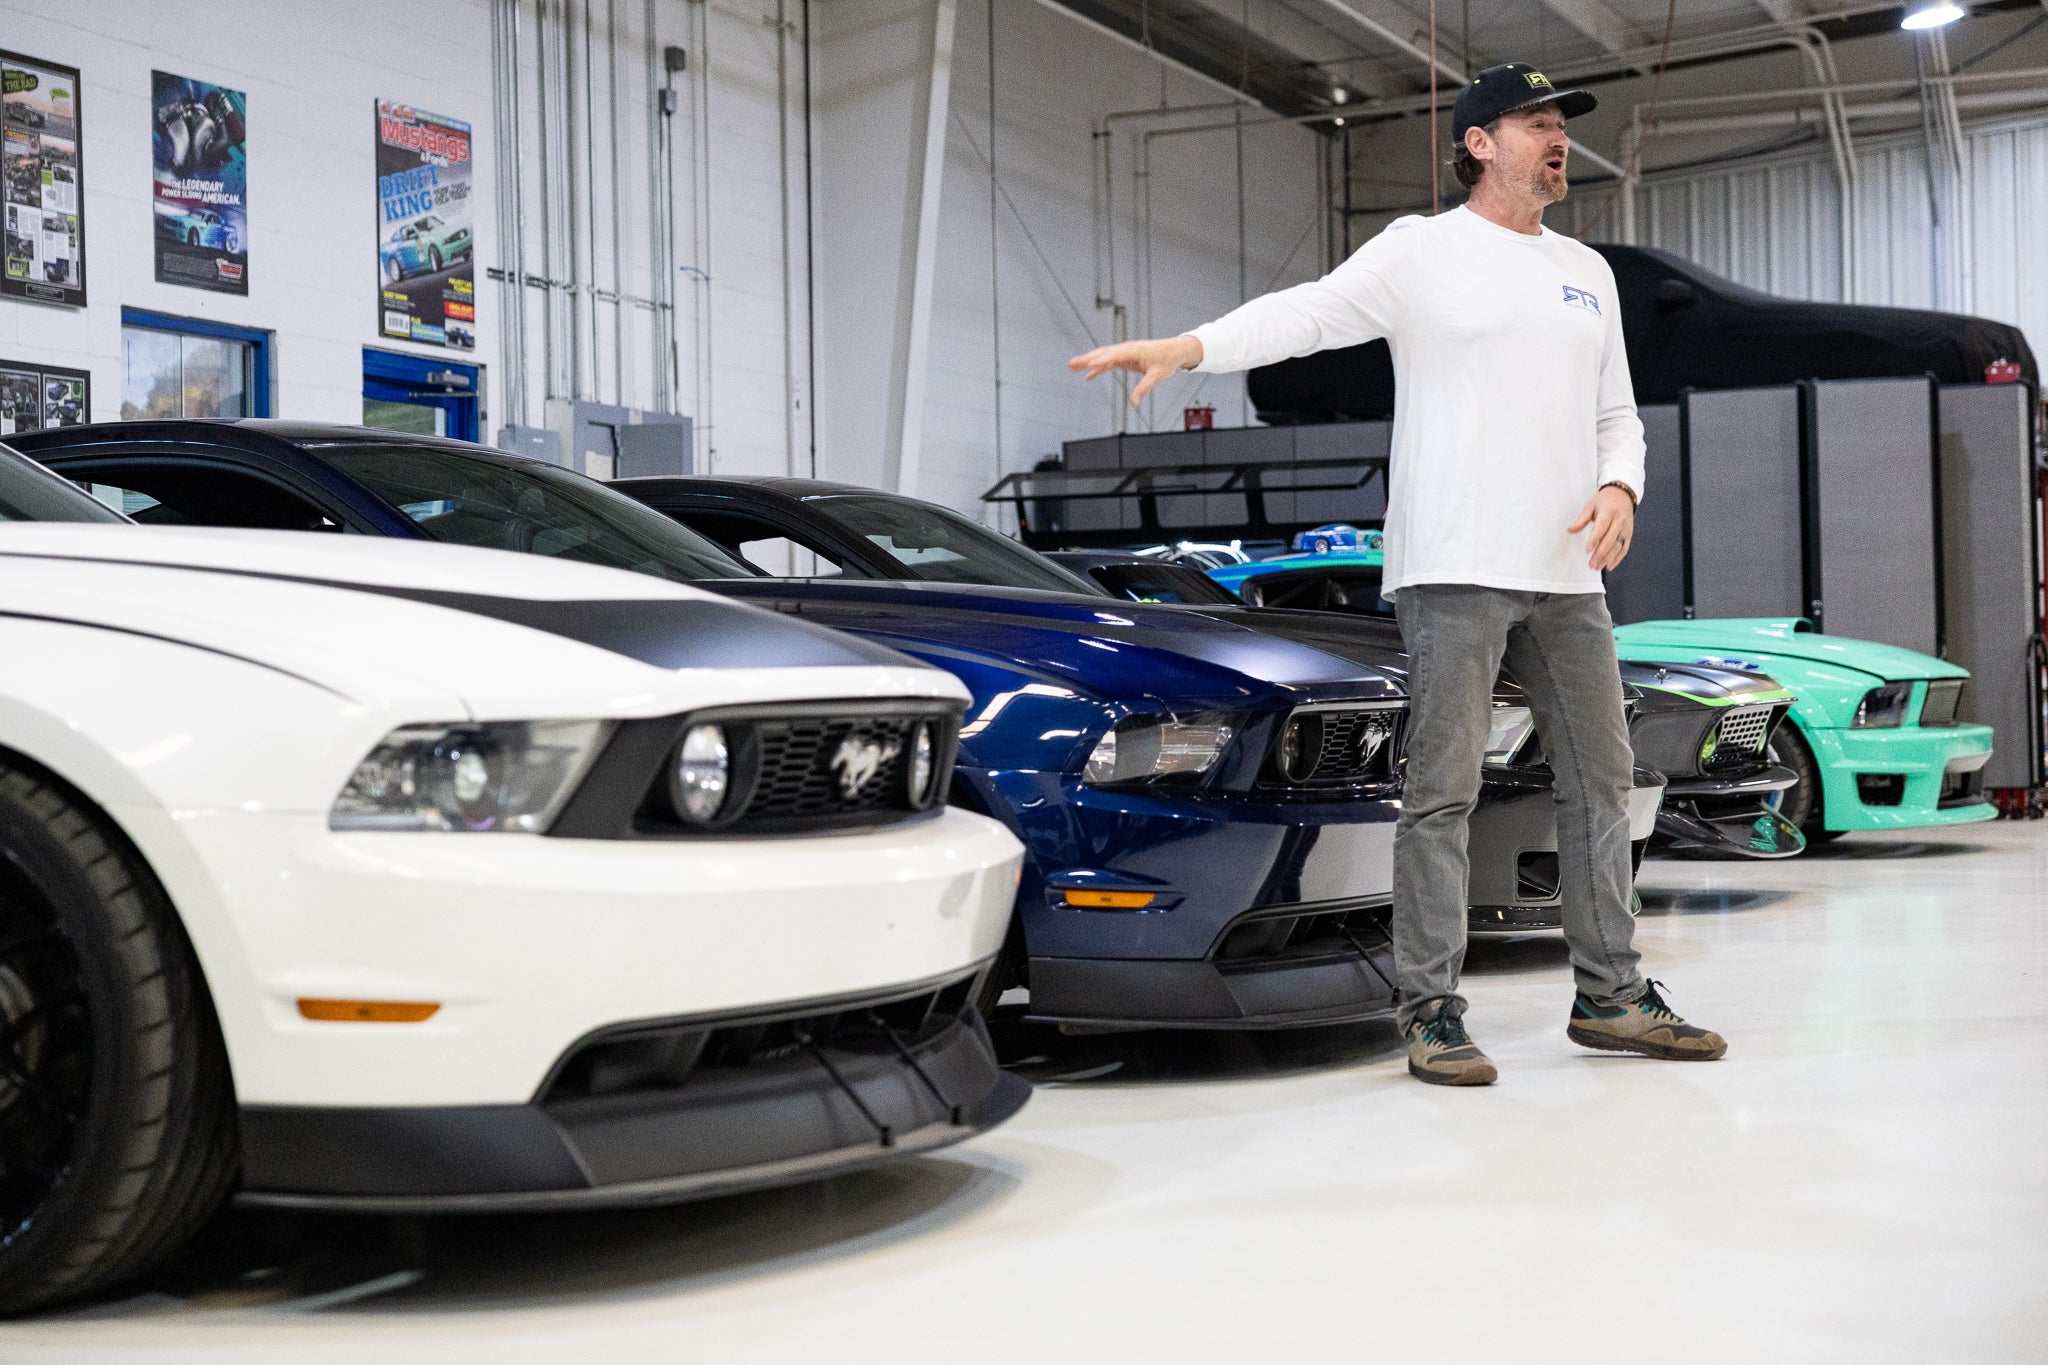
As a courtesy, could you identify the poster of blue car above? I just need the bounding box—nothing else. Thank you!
[152,71,247,295]
[376,100,474,350]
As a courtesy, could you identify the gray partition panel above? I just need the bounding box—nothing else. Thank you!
[1127,430,1205,530]
[1291,421,1388,526]
[1810,377,1938,655]
[1939,382,2043,788]
[1604,404,1683,624]
[1059,435,1123,532]
[1201,425,1291,527]
[1683,386,1804,620]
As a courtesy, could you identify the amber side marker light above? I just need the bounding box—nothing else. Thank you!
[297,999,441,1023]
[1063,889,1156,909]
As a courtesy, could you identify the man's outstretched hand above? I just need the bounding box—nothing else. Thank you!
[1069,335,1205,404]
[1569,484,1636,572]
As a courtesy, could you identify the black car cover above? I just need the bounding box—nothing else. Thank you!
[1244,243,2038,421]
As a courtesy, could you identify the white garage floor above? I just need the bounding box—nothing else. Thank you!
[5,821,2046,1363]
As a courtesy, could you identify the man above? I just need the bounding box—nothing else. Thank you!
[1070,63,1725,1086]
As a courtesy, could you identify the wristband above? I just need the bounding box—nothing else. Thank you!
[1601,481,1638,508]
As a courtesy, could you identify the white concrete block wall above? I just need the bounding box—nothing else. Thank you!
[0,0,1329,525]
[920,0,1327,521]
[0,0,497,425]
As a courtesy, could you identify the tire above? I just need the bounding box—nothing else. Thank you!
[427,246,441,272]
[385,255,402,283]
[971,913,1028,1020]
[0,757,236,1317]
[185,229,199,246]
[1767,723,1841,843]
[1313,537,1331,554]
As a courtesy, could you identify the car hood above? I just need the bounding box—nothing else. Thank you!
[0,524,954,721]
[701,578,1405,708]
[1618,659,1793,711]
[1614,618,1966,683]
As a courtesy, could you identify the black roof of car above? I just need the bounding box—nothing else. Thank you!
[614,474,895,501]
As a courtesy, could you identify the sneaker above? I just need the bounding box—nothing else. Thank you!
[1567,980,1727,1061]
[1405,1006,1498,1086]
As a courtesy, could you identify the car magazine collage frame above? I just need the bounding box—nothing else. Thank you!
[1,50,84,307]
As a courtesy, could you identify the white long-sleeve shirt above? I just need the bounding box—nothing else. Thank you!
[1190,205,1645,596]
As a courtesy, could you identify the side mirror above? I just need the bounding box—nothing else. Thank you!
[1653,278,1698,314]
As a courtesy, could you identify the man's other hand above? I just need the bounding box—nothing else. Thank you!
[1069,335,1204,404]
[1568,484,1636,572]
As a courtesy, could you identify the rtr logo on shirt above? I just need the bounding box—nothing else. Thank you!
[1561,285,1601,314]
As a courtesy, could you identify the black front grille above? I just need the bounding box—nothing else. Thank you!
[547,699,963,839]
[1940,765,1985,808]
[746,715,928,823]
[540,970,979,1104]
[1265,704,1404,791]
[1922,680,1965,726]
[1211,900,1389,964]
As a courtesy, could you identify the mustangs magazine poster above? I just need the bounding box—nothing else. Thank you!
[376,100,474,350]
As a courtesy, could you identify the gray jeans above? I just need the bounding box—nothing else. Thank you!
[1391,584,1644,1030]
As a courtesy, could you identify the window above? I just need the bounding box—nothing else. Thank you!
[0,447,125,523]
[120,310,270,420]
[811,494,1098,594]
[319,441,756,583]
[53,462,344,532]
[1084,562,1237,605]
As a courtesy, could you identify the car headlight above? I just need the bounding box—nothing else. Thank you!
[1083,712,1237,786]
[1851,682,1912,729]
[1485,705,1535,764]
[331,719,609,832]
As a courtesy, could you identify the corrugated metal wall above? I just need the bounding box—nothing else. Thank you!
[1560,114,2048,363]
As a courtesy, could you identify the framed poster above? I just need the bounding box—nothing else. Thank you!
[0,51,84,306]
[376,100,474,350]
[0,357,88,434]
[151,71,247,295]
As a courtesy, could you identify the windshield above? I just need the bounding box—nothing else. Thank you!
[1085,561,1240,605]
[815,493,1103,595]
[0,444,127,524]
[322,443,758,583]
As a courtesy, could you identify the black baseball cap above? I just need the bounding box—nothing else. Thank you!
[1452,63,1596,141]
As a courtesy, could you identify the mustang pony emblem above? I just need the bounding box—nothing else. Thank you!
[829,736,900,798]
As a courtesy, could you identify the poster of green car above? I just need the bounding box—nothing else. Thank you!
[376,100,474,350]
[0,49,84,306]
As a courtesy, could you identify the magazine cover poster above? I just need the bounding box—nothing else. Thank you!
[0,357,88,434]
[376,100,473,350]
[152,71,246,295]
[1,51,84,306]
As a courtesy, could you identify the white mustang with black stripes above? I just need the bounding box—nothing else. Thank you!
[0,460,1026,1316]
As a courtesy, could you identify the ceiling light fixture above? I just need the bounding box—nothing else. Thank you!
[1332,87,1349,104]
[1901,2,1965,30]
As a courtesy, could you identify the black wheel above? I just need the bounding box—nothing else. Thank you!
[185,229,199,246]
[1767,724,1842,843]
[0,758,236,1316]
[427,246,441,272]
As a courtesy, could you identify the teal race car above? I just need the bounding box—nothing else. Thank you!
[1611,618,1995,840]
[381,213,472,282]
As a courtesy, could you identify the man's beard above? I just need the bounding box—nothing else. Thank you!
[1521,162,1569,205]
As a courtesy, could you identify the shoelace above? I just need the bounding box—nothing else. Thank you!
[1638,979,1680,1021]
[1422,1012,1473,1048]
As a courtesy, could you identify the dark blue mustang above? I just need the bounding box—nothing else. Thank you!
[19,423,1416,1033]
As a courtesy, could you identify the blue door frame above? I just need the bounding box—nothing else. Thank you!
[363,348,480,443]
[121,308,273,418]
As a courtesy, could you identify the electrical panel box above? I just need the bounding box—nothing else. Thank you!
[542,399,692,481]
[495,425,563,465]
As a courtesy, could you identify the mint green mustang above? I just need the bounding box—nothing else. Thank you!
[1611,618,1995,839]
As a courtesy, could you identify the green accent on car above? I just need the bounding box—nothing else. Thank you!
[1630,680,1796,707]
[1614,618,1995,833]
